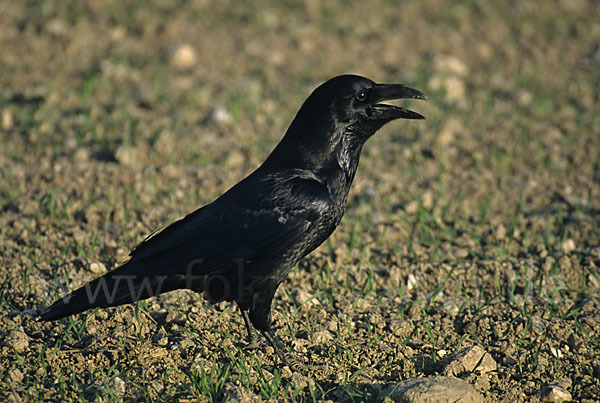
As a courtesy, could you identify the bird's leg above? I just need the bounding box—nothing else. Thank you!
[240,309,261,349]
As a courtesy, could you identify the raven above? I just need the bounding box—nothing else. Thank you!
[41,74,425,369]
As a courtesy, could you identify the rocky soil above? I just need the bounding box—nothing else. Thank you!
[1,1,599,402]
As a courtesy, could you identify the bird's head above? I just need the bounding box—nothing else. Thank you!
[265,75,426,170]
[301,74,426,140]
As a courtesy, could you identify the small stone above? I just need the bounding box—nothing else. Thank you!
[310,330,333,344]
[180,337,195,349]
[443,345,497,376]
[89,262,107,274]
[2,108,14,130]
[561,238,576,253]
[405,200,419,215]
[171,44,197,69]
[74,148,91,162]
[390,320,413,339]
[407,273,418,290]
[110,376,126,395]
[517,89,533,107]
[550,347,562,358]
[494,224,506,240]
[558,256,571,271]
[154,130,176,155]
[504,356,518,366]
[153,332,169,346]
[422,190,434,210]
[543,257,555,272]
[115,145,137,167]
[8,368,23,384]
[440,298,461,316]
[165,311,186,324]
[221,384,261,402]
[212,106,232,124]
[115,143,149,169]
[455,248,469,259]
[567,334,583,352]
[46,19,68,36]
[589,273,600,288]
[540,384,571,402]
[7,327,29,353]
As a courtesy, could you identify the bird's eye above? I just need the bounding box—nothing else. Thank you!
[355,89,368,102]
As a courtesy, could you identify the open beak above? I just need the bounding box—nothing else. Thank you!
[370,83,427,120]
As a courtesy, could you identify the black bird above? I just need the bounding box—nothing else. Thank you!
[41,74,425,368]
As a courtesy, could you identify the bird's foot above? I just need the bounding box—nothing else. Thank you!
[285,356,329,372]
[244,334,264,350]
[262,330,330,372]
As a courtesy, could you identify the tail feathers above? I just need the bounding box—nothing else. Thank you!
[40,263,186,321]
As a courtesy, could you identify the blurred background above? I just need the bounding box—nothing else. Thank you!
[1,1,599,401]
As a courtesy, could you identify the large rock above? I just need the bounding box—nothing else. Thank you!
[380,376,483,403]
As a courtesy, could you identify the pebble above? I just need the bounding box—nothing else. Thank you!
[152,332,169,346]
[115,143,149,169]
[558,256,571,271]
[494,224,507,240]
[295,289,319,308]
[8,368,23,384]
[74,148,91,162]
[171,44,197,69]
[2,108,14,130]
[540,384,571,402]
[165,311,186,324]
[422,190,434,210]
[89,262,107,274]
[110,376,126,395]
[212,106,233,124]
[443,345,497,376]
[406,273,418,290]
[550,347,562,358]
[561,238,576,254]
[405,200,419,215]
[455,248,469,259]
[440,298,461,316]
[542,257,555,272]
[390,320,413,339]
[7,327,29,353]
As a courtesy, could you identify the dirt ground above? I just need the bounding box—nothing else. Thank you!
[1,1,599,402]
